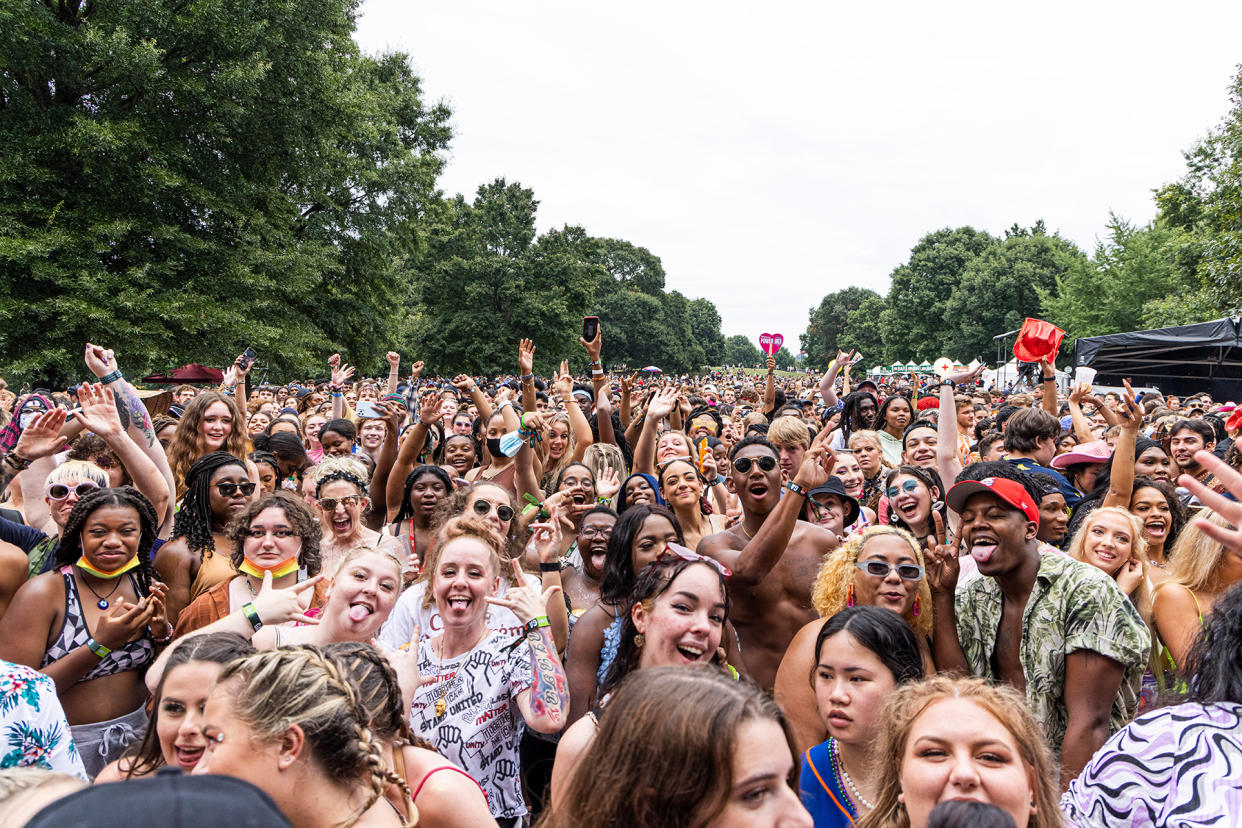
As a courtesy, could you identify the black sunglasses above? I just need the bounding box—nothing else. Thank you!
[216,481,257,497]
[473,498,515,522]
[732,455,777,474]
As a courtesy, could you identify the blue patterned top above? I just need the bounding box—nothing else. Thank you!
[1,659,87,779]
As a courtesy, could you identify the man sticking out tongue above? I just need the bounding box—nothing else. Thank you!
[925,473,1150,792]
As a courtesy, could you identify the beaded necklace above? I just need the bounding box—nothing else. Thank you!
[830,737,874,813]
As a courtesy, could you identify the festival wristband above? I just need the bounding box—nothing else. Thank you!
[539,561,562,572]
[98,369,124,385]
[784,481,808,498]
[241,602,264,632]
[86,637,112,658]
[524,615,551,636]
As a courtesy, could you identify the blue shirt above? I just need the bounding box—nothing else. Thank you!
[800,741,856,827]
[1007,457,1081,508]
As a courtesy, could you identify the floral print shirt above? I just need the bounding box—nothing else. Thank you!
[1,660,86,778]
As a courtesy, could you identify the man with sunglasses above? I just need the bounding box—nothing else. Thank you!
[698,433,838,690]
[926,470,1149,789]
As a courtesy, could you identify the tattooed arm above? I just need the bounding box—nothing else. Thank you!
[516,627,569,734]
[487,559,569,734]
[85,344,176,529]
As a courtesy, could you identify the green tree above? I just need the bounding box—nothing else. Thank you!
[1039,215,1206,341]
[801,287,883,368]
[688,298,726,366]
[1154,65,1242,314]
[838,293,888,363]
[879,227,998,360]
[941,224,1087,359]
[771,346,797,368]
[724,335,763,367]
[0,0,451,384]
[408,180,599,374]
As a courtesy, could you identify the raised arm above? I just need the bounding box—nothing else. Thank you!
[1102,380,1143,510]
[329,357,355,421]
[553,361,593,462]
[385,392,438,522]
[595,385,617,447]
[515,411,549,504]
[84,344,176,529]
[518,339,537,414]
[365,401,404,530]
[385,351,401,395]
[818,353,845,408]
[619,372,637,429]
[74,383,170,521]
[704,439,834,584]
[925,511,970,673]
[13,409,69,534]
[763,356,777,415]
[1066,383,1096,444]
[633,387,678,477]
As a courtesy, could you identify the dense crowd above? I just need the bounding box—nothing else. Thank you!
[1,333,1241,828]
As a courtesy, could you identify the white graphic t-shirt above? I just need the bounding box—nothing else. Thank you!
[376,574,538,650]
[410,632,533,819]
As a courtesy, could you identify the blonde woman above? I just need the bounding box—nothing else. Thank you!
[1153,509,1242,672]
[774,526,933,755]
[196,647,408,828]
[848,430,891,512]
[858,676,1061,828]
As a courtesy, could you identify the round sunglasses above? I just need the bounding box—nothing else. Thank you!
[472,498,514,522]
[319,494,363,511]
[732,455,777,474]
[46,481,101,501]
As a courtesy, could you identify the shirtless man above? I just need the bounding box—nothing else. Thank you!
[698,434,838,689]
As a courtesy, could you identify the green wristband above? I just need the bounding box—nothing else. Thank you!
[86,637,112,658]
[241,602,263,632]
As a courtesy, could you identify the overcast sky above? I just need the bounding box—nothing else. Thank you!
[354,1,1242,353]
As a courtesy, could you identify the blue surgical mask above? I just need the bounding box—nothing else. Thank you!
[498,430,524,458]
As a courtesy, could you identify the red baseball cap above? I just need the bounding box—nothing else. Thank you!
[946,477,1039,523]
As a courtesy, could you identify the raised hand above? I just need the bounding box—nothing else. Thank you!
[450,374,476,393]
[381,401,404,435]
[518,339,536,375]
[14,408,68,459]
[84,343,117,379]
[529,520,563,565]
[646,387,679,421]
[946,364,984,386]
[552,360,572,397]
[766,355,776,373]
[1119,379,1143,430]
[384,624,435,702]
[74,383,124,438]
[417,392,441,426]
[620,372,638,395]
[1068,382,1089,406]
[331,362,355,388]
[409,360,424,380]
[250,570,324,627]
[924,510,960,595]
[386,351,401,369]
[485,559,562,624]
[580,327,602,362]
[328,353,341,369]
[792,434,836,491]
[595,466,621,501]
[233,352,253,377]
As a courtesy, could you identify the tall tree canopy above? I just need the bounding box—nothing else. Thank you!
[0,0,451,384]
[801,286,883,368]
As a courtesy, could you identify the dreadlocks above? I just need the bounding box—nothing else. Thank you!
[54,487,159,595]
[173,451,248,557]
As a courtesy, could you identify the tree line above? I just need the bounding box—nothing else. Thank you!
[801,64,1242,369]
[0,0,725,385]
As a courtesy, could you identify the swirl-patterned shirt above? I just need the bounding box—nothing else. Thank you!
[1062,701,1242,826]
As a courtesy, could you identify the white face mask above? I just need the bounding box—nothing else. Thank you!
[19,408,45,430]
[498,430,525,458]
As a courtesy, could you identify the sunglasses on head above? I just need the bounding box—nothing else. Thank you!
[318,494,362,510]
[886,479,922,499]
[659,542,732,578]
[216,481,257,497]
[732,455,777,474]
[473,498,515,522]
[46,481,101,501]
[855,560,924,581]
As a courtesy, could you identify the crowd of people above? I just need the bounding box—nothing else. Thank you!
[1,333,1241,827]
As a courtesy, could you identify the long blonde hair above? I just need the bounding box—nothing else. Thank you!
[216,647,408,827]
[1167,509,1238,594]
[811,526,933,638]
[858,676,1061,828]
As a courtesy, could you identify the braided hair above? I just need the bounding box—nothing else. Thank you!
[217,647,409,827]
[172,451,248,557]
[54,486,159,595]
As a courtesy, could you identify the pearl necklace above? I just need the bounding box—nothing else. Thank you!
[831,737,874,812]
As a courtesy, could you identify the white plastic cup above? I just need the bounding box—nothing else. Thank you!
[1076,366,1097,387]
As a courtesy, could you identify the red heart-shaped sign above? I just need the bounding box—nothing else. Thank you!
[758,333,784,356]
